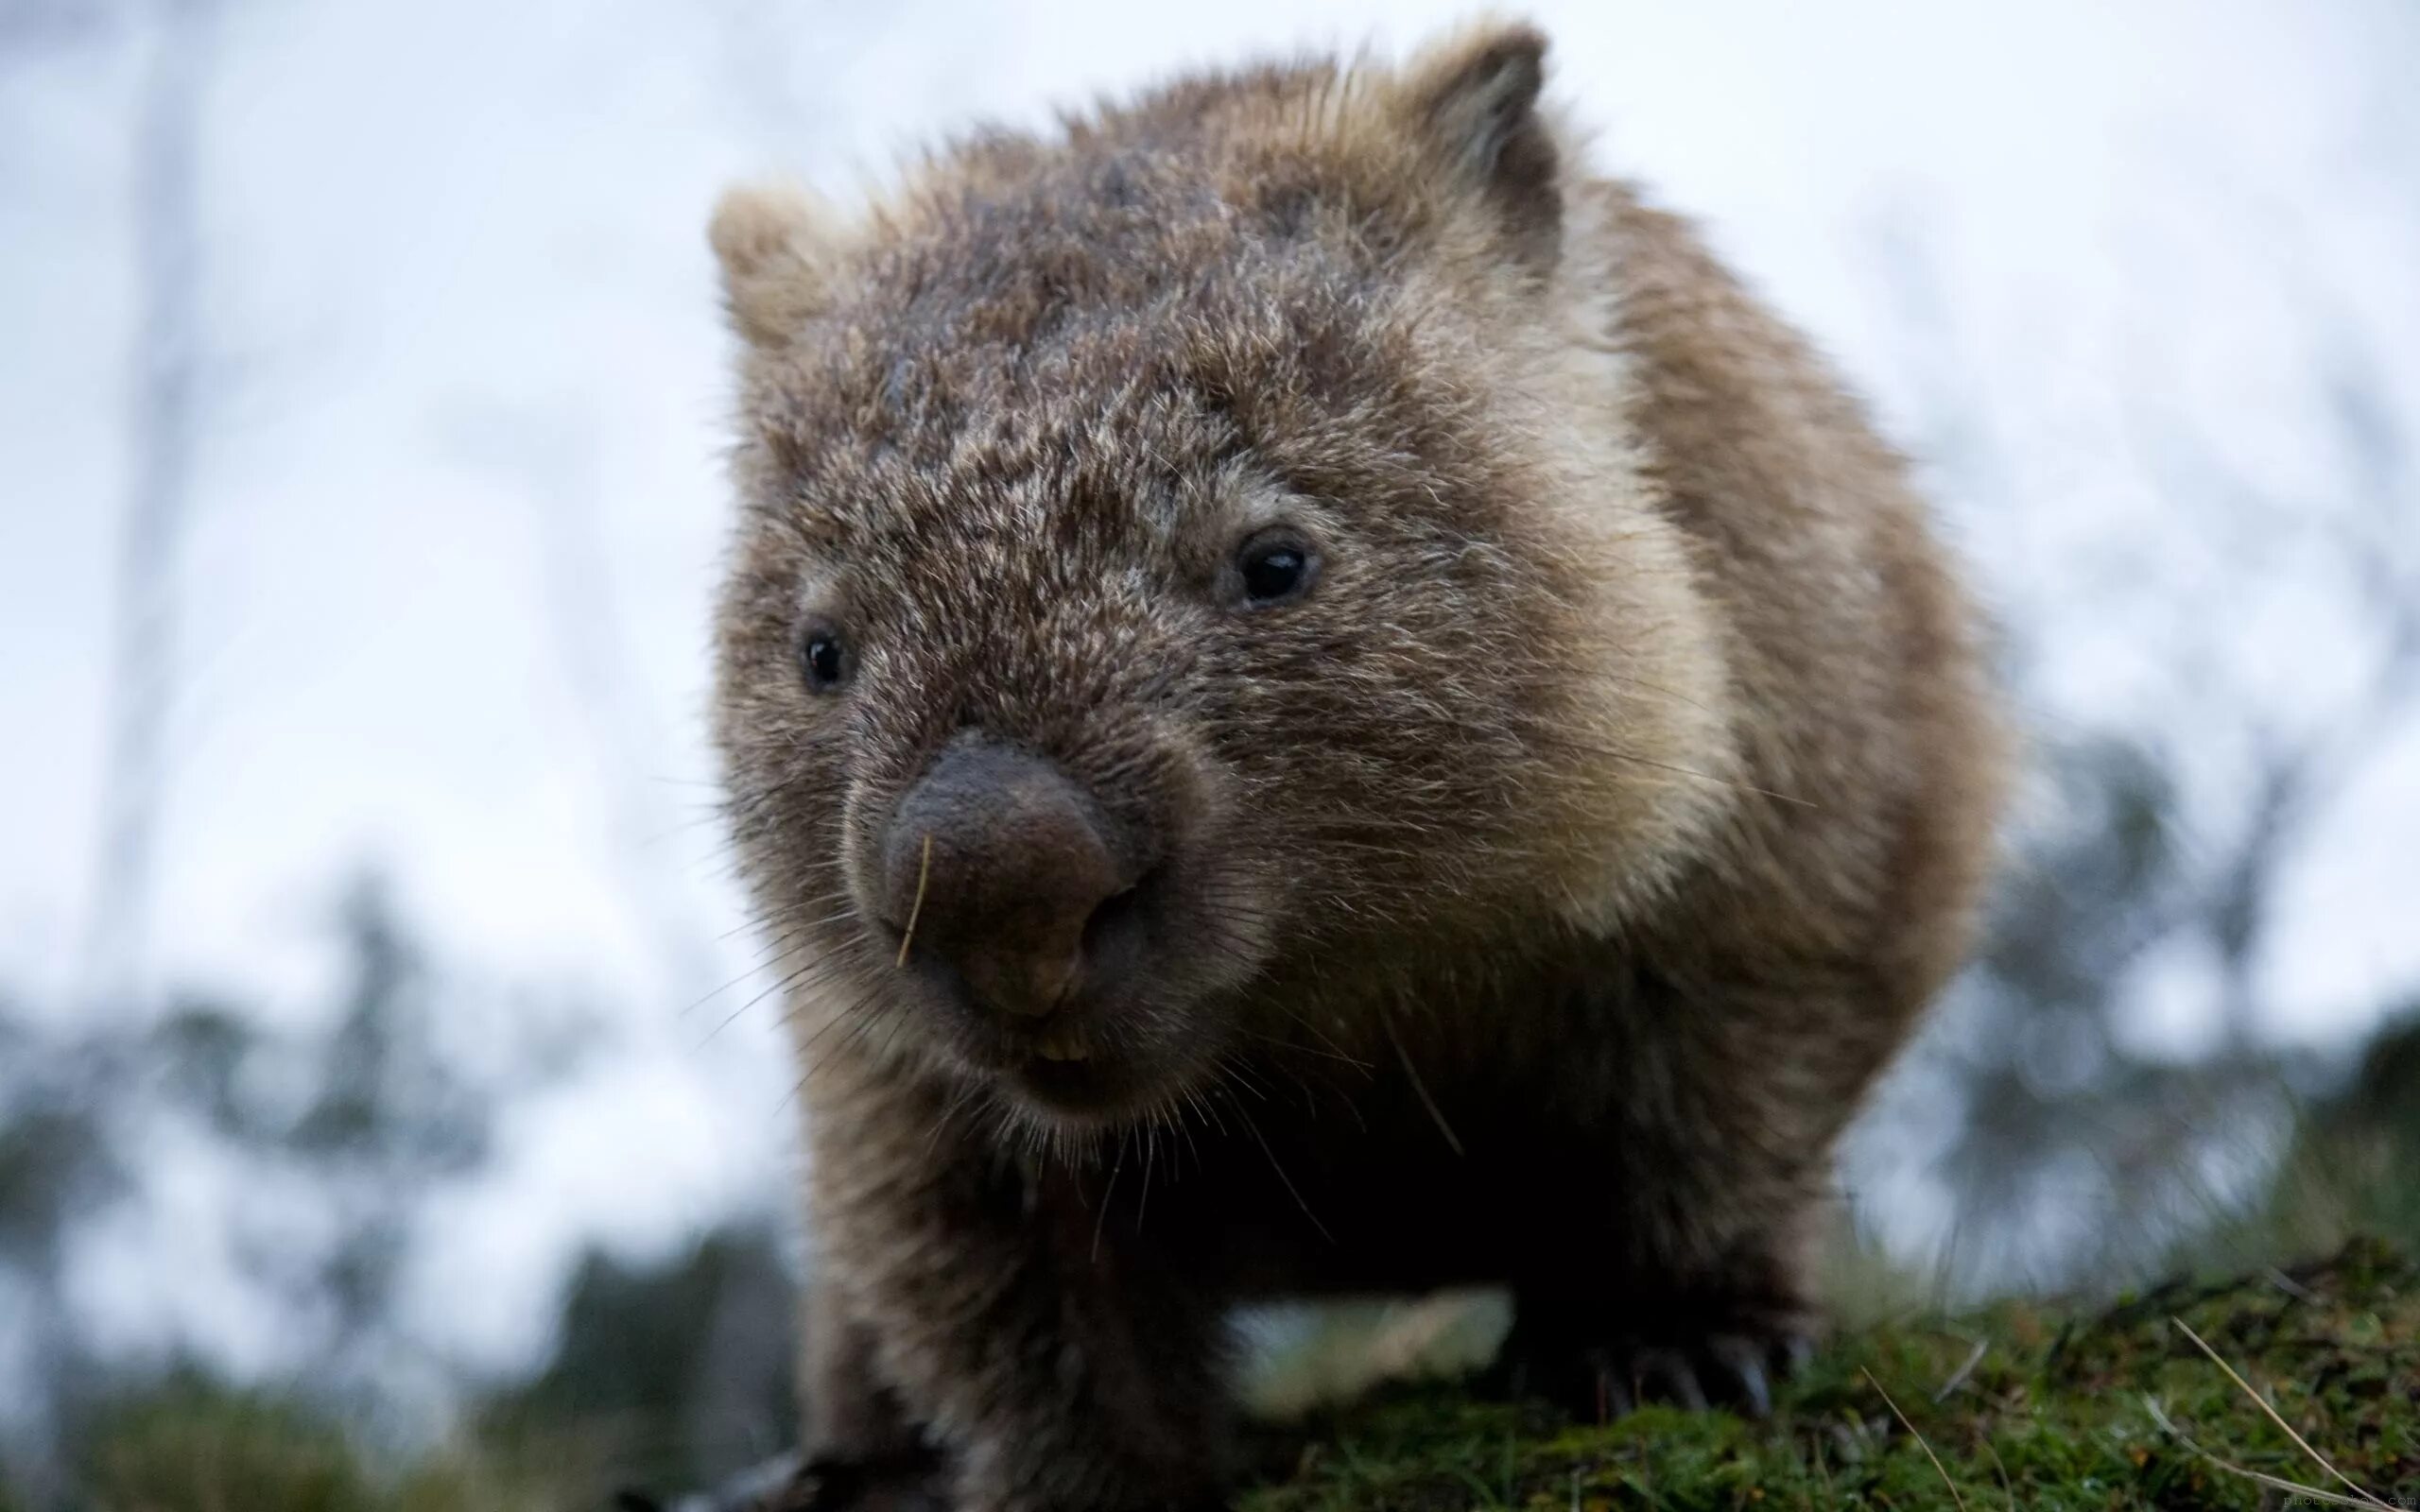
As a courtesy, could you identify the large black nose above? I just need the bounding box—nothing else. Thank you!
[882,741,1139,1019]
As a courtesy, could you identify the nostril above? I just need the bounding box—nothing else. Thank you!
[1080,886,1140,951]
[1079,868,1158,978]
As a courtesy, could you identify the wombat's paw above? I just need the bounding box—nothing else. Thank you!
[778,1453,949,1512]
[1491,1303,1816,1422]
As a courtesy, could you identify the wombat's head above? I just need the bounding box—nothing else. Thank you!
[711,24,1731,1135]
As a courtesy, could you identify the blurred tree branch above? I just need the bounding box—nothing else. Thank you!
[79,0,218,1013]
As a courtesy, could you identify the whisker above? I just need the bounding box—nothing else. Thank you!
[1383,1008,1465,1158]
[1229,1085,1334,1246]
[894,833,934,967]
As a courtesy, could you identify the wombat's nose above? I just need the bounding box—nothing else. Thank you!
[883,741,1135,1019]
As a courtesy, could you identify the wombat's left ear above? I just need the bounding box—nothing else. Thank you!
[709,180,841,347]
[1396,21,1561,268]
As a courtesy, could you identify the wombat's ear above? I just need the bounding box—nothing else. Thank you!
[709,180,840,347]
[1395,22,1561,267]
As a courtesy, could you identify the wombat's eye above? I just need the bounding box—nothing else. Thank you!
[1236,529,1319,608]
[799,619,852,695]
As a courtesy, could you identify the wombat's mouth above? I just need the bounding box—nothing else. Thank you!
[974,1003,1214,1128]
[989,1016,1137,1120]
[1009,1050,1113,1112]
[1028,1019,1092,1062]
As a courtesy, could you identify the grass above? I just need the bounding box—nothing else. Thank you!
[25,1240,2412,1511]
[1239,1236,2417,1511]
[48,1372,609,1512]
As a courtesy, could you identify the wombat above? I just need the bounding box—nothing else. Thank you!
[706,20,2007,1511]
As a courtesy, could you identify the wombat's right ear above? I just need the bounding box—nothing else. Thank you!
[709,180,840,347]
[1395,21,1561,268]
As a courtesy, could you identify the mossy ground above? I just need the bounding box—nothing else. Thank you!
[27,1241,2413,1510]
[1242,1237,2416,1511]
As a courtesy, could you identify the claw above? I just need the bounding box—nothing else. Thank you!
[1492,1301,1819,1425]
[1707,1335,1774,1417]
[1591,1357,1635,1422]
[1773,1331,1816,1378]
[1632,1347,1709,1410]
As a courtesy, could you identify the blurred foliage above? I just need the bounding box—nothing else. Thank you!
[480,1224,799,1496]
[75,1373,384,1512]
[60,1370,572,1512]
[0,1088,121,1274]
[33,1222,801,1512]
[0,874,597,1503]
[1914,733,2325,1290]
[2181,1012,2420,1277]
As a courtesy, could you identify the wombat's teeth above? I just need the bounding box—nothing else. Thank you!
[1035,1026,1090,1062]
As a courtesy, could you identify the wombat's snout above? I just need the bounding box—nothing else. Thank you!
[882,739,1147,1022]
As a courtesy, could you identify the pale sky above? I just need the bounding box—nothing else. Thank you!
[2,0,2414,1387]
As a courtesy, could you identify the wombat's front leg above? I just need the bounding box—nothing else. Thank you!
[786,1277,945,1510]
[1496,1216,1820,1420]
[805,1122,1234,1512]
[1491,973,1849,1420]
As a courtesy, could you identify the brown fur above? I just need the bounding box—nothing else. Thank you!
[707,20,2006,1511]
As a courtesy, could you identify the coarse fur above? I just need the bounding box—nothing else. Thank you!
[707,19,2008,1512]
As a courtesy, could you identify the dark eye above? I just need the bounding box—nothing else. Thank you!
[1236,529,1319,607]
[800,620,851,694]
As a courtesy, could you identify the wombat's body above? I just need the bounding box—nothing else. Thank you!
[709,23,2006,1511]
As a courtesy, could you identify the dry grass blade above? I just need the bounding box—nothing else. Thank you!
[2170,1315,2394,1508]
[1976,1432,2018,1512]
[1932,1335,1990,1403]
[1862,1366,1966,1512]
[2143,1397,2376,1508]
[895,833,933,968]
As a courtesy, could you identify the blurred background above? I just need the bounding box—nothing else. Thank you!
[2,0,2415,1503]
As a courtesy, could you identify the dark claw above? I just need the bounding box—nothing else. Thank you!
[1632,1347,1709,1411]
[1775,1332,1816,1376]
[1490,1301,1818,1424]
[1706,1335,1774,1417]
[1591,1356,1635,1421]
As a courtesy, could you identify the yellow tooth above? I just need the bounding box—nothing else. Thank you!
[1034,1026,1090,1063]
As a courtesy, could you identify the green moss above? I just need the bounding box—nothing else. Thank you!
[1243,1238,2417,1511]
[26,1243,2411,1511]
